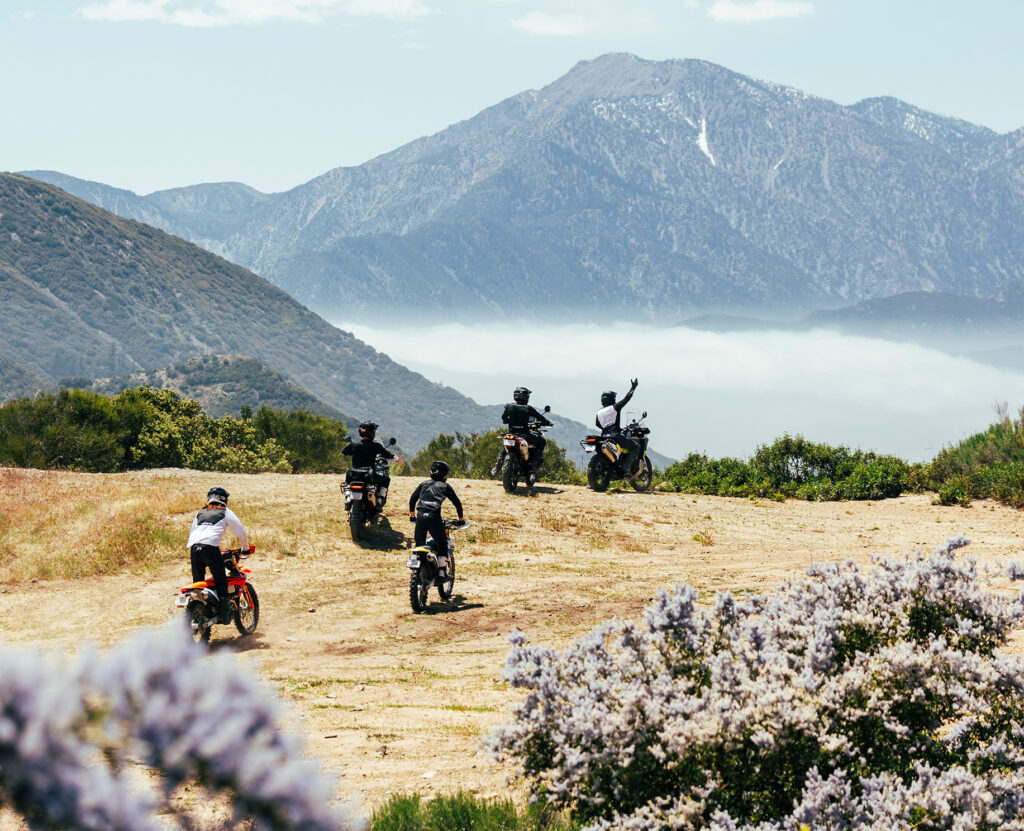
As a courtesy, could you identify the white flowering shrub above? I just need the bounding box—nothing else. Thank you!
[489,537,1024,830]
[0,621,359,831]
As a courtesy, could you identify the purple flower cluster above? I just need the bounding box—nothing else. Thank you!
[490,537,1024,830]
[0,621,360,831]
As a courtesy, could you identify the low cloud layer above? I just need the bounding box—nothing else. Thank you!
[337,321,1024,462]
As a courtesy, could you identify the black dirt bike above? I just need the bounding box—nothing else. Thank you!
[581,411,654,493]
[406,518,470,613]
[342,436,397,541]
[175,546,259,644]
[499,405,551,495]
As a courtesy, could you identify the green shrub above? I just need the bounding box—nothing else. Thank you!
[408,430,583,484]
[371,791,579,831]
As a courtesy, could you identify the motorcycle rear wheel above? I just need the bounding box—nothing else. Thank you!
[233,583,260,636]
[631,458,654,492]
[587,456,612,492]
[410,568,430,613]
[349,502,364,541]
[437,553,456,600]
[187,601,211,644]
[501,458,519,494]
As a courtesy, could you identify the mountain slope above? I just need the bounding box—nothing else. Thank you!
[0,353,46,402]
[0,173,493,450]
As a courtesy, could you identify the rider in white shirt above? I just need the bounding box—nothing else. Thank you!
[595,378,639,474]
[187,486,248,624]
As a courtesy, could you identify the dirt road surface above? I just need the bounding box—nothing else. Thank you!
[2,467,1022,822]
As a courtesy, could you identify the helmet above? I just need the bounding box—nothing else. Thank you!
[513,386,532,405]
[207,486,229,505]
[429,460,450,480]
[600,391,616,407]
[358,421,378,440]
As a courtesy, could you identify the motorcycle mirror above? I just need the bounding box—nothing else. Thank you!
[388,437,397,446]
[543,405,551,413]
[641,411,647,419]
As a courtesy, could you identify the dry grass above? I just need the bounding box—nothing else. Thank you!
[2,466,1023,818]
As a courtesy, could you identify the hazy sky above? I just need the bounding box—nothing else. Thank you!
[4,0,1023,195]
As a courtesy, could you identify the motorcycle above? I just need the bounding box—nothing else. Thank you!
[406,518,470,613]
[499,405,551,495]
[342,436,398,541]
[175,546,259,644]
[581,411,654,493]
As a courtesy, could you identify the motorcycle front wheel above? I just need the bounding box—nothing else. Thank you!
[631,458,654,492]
[587,456,612,492]
[349,502,364,541]
[233,583,260,636]
[410,568,430,613]
[501,458,519,494]
[187,601,211,645]
[437,553,456,600]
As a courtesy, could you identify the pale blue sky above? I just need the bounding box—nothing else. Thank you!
[4,0,1022,195]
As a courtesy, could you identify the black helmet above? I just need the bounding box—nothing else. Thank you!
[358,421,378,440]
[207,486,229,505]
[601,391,616,407]
[429,460,450,480]
[513,386,532,405]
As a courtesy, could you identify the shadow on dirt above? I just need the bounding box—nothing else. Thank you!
[209,630,270,653]
[352,516,407,551]
[419,594,484,615]
[503,484,566,497]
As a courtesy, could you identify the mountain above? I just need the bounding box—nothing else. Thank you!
[0,173,495,450]
[26,54,1024,321]
[82,354,355,421]
[0,353,46,402]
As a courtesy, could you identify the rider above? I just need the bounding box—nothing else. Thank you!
[595,378,640,476]
[409,461,465,569]
[343,421,396,503]
[491,386,553,476]
[186,486,248,624]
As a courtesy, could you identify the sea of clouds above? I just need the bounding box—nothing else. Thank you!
[337,321,1024,463]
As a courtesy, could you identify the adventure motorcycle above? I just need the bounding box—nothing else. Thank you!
[175,546,259,644]
[406,518,470,613]
[581,411,654,493]
[342,436,398,541]
[499,406,551,495]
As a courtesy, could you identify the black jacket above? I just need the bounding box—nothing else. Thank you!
[343,439,395,468]
[409,480,463,517]
[502,403,551,431]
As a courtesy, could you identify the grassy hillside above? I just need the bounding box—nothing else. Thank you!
[0,174,492,449]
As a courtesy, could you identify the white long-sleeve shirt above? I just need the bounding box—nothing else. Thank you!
[186,506,248,550]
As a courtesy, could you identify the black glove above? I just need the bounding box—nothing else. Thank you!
[408,515,416,523]
[630,378,638,389]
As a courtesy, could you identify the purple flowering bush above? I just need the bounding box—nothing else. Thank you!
[0,621,359,831]
[489,537,1024,830]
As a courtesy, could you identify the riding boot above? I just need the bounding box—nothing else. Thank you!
[218,597,233,624]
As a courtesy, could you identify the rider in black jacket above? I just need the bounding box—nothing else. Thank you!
[409,461,465,556]
[343,422,396,502]
[595,379,639,474]
[491,386,553,475]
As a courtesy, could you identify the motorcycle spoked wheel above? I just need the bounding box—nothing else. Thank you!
[631,458,654,492]
[501,457,519,494]
[587,455,612,492]
[437,553,456,600]
[349,501,364,541]
[233,583,260,636]
[187,600,211,644]
[410,567,431,613]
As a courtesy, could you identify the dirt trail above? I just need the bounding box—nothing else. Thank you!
[2,468,1023,819]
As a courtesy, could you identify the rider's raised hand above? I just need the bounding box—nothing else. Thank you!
[630,378,639,389]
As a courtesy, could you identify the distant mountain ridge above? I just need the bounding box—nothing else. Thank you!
[24,53,1024,321]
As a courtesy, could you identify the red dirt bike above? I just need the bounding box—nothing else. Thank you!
[175,546,260,644]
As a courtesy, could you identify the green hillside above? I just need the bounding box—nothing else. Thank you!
[0,174,492,450]
[0,353,45,402]
[83,354,354,422]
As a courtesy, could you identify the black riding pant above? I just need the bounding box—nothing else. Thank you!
[607,434,639,472]
[414,512,446,552]
[190,543,228,602]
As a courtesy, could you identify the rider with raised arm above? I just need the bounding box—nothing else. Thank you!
[186,486,248,624]
[409,461,465,560]
[491,386,553,476]
[343,421,396,504]
[595,378,640,475]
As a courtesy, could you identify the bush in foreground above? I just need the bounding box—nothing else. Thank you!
[0,621,359,830]
[372,791,578,831]
[929,406,1024,507]
[489,537,1024,830]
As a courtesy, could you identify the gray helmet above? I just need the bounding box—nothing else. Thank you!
[600,390,616,407]
[513,386,532,404]
[207,486,229,505]
[429,460,450,480]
